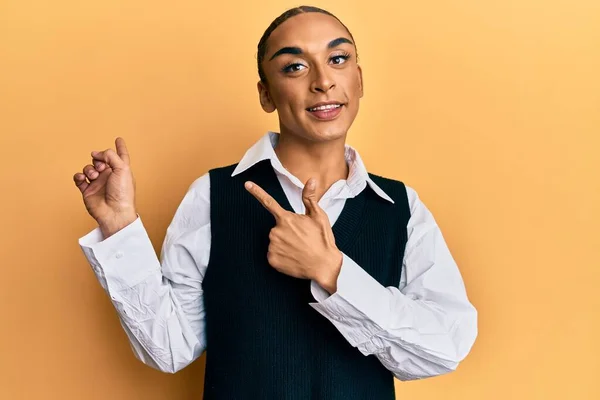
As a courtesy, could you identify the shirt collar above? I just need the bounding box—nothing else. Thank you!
[231,131,394,204]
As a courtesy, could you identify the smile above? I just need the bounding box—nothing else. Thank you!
[307,104,342,112]
[306,102,345,121]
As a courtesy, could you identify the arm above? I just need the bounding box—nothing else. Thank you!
[309,186,478,380]
[78,173,212,373]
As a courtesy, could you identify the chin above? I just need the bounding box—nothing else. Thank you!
[305,115,355,142]
[302,125,348,142]
[279,113,353,143]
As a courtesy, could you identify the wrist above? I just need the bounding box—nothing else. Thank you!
[315,250,343,294]
[99,211,137,239]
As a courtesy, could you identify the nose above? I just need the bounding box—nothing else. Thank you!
[310,65,336,93]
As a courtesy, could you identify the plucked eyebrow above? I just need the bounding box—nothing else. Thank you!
[268,37,354,61]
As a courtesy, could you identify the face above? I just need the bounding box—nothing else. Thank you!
[258,12,363,143]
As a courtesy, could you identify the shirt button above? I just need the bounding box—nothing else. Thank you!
[115,251,123,259]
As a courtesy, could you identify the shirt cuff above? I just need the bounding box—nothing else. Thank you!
[78,215,160,293]
[309,253,409,349]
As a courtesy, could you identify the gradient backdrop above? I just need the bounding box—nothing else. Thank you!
[1,0,599,399]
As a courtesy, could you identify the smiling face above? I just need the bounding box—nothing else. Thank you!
[257,12,363,143]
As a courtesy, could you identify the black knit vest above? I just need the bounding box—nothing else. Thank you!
[201,160,411,400]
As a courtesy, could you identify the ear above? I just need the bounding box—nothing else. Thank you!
[357,64,364,98]
[257,80,276,113]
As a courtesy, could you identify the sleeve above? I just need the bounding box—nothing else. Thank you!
[309,185,478,380]
[78,173,212,373]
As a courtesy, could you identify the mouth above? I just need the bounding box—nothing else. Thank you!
[306,102,345,121]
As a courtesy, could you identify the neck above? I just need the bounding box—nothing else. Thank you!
[274,131,349,201]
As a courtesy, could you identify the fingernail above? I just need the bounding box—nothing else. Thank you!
[309,179,316,189]
[245,182,253,189]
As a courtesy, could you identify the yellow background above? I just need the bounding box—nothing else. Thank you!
[1,0,599,399]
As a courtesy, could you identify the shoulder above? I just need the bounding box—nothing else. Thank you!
[180,163,241,200]
[182,162,240,201]
[367,172,421,212]
[368,172,407,198]
[208,162,239,177]
[368,172,405,188]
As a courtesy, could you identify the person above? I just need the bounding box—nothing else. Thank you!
[74,5,477,399]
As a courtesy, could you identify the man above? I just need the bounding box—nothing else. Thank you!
[74,6,477,399]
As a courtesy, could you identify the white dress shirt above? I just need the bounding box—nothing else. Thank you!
[78,131,477,381]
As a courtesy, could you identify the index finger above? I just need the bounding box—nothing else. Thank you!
[245,181,285,219]
[115,137,130,165]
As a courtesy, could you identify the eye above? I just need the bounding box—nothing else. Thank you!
[282,63,307,73]
[330,53,351,65]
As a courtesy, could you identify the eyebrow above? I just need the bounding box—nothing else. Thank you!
[268,37,354,61]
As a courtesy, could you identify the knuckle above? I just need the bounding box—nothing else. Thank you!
[268,258,280,269]
[105,149,117,159]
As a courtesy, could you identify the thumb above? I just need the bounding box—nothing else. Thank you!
[302,178,322,218]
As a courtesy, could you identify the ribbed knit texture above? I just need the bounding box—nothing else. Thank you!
[201,160,411,400]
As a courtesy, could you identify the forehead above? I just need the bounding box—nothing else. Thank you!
[265,12,351,56]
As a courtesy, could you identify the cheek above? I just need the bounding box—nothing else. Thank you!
[272,81,305,111]
[346,71,363,96]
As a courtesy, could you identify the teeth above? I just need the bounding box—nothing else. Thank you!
[310,104,341,111]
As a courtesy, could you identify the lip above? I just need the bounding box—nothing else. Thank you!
[306,102,345,121]
[306,101,345,110]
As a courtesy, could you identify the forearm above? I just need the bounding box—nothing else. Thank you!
[109,270,205,373]
[310,254,477,380]
[79,217,206,373]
